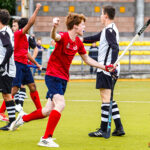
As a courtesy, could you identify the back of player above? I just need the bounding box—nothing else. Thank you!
[0,9,16,130]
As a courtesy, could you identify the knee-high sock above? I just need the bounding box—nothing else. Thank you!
[14,91,19,105]
[5,100,15,123]
[19,88,26,107]
[100,103,109,132]
[112,101,123,129]
[0,100,6,113]
[43,110,61,139]
[23,108,45,122]
[30,91,42,109]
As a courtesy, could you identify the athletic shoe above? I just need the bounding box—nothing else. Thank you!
[15,104,23,113]
[112,127,125,136]
[0,113,9,122]
[38,137,59,147]
[0,123,11,131]
[88,128,104,137]
[10,110,26,131]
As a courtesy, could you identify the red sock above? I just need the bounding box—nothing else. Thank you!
[43,110,61,139]
[0,100,6,113]
[30,91,42,109]
[23,108,45,122]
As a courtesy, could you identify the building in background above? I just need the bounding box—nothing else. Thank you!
[16,0,150,44]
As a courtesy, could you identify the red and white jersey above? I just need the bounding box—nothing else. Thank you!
[14,29,28,64]
[46,32,86,81]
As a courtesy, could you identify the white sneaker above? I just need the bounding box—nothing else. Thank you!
[15,104,23,113]
[38,137,59,147]
[10,110,26,131]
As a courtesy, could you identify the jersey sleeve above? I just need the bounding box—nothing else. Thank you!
[106,28,119,64]
[83,32,101,43]
[0,32,13,66]
[78,38,87,55]
[55,32,65,44]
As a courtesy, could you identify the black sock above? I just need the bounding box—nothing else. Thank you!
[19,88,26,107]
[100,103,110,132]
[112,101,122,129]
[5,100,16,123]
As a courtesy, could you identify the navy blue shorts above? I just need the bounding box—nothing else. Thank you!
[45,75,67,100]
[12,61,34,88]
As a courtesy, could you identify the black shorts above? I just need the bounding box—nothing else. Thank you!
[96,72,117,89]
[0,74,13,94]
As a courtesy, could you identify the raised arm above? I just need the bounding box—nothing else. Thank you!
[22,3,41,34]
[51,17,61,41]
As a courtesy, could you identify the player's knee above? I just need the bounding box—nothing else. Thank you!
[53,94,66,111]
[28,83,36,92]
[43,107,51,116]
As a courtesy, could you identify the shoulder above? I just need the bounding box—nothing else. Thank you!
[76,36,83,45]
[59,32,67,38]
[106,28,116,37]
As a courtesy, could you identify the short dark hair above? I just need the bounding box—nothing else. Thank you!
[103,6,115,20]
[0,9,10,25]
[18,18,28,29]
[13,19,19,24]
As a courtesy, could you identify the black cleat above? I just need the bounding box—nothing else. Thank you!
[0,123,11,131]
[88,128,104,137]
[112,127,125,136]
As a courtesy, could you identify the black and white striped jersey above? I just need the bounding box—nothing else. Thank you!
[0,26,16,77]
[84,23,120,76]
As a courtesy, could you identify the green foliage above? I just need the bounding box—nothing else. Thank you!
[0,0,16,15]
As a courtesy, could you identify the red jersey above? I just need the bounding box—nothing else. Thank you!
[46,32,86,81]
[14,29,28,64]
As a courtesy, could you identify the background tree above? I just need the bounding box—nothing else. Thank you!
[0,0,16,15]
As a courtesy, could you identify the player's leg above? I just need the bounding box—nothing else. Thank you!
[0,100,8,122]
[88,88,111,137]
[111,79,125,136]
[0,75,16,131]
[38,75,67,147]
[23,65,42,109]
[112,101,125,136]
[15,85,26,112]
[88,72,112,137]
[38,94,64,148]
[18,85,26,107]
[10,96,54,131]
[28,83,42,109]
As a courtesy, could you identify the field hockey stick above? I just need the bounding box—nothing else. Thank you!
[114,19,150,66]
[103,19,150,139]
[27,65,47,71]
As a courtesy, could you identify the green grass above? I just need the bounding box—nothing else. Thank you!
[0,80,150,150]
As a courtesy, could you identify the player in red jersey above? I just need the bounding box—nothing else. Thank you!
[12,3,42,108]
[11,13,115,147]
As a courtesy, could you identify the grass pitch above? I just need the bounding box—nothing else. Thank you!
[0,79,150,150]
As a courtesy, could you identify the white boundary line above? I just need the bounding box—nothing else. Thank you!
[1,99,150,104]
